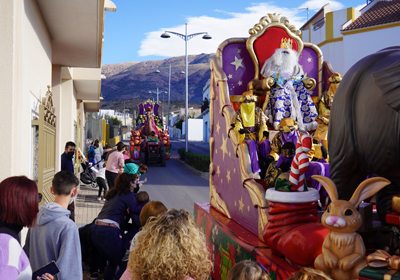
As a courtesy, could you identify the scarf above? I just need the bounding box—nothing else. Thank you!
[0,221,23,243]
[240,102,255,127]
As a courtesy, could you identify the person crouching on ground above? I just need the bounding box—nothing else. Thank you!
[91,172,140,280]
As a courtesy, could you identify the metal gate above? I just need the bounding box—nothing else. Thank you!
[32,86,56,203]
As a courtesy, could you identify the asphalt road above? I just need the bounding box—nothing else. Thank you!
[170,139,210,156]
[135,138,210,213]
[138,158,209,213]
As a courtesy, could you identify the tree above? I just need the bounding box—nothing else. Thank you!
[174,118,183,130]
[105,115,122,125]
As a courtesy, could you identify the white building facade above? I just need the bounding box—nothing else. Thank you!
[300,1,400,75]
[0,0,115,179]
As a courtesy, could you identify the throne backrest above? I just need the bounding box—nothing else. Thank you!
[246,13,303,80]
[137,100,160,117]
[216,14,325,110]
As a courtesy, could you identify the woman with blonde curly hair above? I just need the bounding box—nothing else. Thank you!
[120,208,212,280]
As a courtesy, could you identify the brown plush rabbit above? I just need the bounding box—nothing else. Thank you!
[312,175,390,280]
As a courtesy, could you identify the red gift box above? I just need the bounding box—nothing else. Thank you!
[194,202,297,280]
[387,213,400,226]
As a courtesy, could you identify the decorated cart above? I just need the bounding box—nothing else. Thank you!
[129,100,171,165]
[197,11,400,280]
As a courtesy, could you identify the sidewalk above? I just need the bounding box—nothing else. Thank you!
[75,184,104,229]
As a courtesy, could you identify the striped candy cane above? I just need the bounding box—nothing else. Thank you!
[289,133,312,191]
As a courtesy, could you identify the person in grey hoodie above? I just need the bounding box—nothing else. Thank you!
[24,171,82,280]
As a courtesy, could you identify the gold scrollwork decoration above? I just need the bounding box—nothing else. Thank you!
[42,85,56,127]
[303,77,317,91]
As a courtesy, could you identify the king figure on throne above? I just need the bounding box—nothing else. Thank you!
[261,38,318,132]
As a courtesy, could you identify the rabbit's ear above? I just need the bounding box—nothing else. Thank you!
[349,177,391,208]
[312,175,338,201]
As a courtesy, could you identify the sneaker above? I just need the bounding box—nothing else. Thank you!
[97,197,101,201]
[103,198,106,201]
[121,249,130,262]
[89,272,98,279]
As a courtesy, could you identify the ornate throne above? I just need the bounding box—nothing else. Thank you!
[208,14,337,241]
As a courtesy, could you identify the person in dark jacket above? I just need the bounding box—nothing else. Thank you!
[61,141,76,221]
[91,172,140,280]
[61,141,75,173]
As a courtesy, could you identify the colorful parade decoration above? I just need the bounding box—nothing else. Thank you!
[313,175,390,280]
[289,133,312,191]
[205,12,342,278]
[129,100,170,165]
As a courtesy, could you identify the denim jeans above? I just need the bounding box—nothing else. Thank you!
[91,224,126,280]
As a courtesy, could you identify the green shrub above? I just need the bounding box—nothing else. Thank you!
[178,148,186,161]
[185,151,210,172]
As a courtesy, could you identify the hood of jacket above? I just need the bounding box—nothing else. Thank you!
[36,202,70,226]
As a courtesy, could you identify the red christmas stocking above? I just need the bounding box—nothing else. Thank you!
[263,189,330,267]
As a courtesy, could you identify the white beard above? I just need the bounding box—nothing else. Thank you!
[261,48,304,78]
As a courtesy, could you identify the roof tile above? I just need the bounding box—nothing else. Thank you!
[343,0,400,31]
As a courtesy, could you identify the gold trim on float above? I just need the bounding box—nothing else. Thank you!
[209,60,231,219]
[230,95,260,103]
[211,31,270,239]
[342,21,400,36]
[247,13,303,80]
[209,140,231,219]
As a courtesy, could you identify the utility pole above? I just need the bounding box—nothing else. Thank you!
[123,101,126,126]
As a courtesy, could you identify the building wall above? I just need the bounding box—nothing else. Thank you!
[342,26,400,73]
[183,119,204,141]
[0,0,52,179]
[58,78,78,165]
[320,41,346,74]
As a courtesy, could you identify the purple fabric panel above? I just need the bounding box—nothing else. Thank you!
[305,161,325,191]
[322,64,332,93]
[276,154,293,168]
[305,162,329,197]
[211,77,259,235]
[280,131,297,145]
[258,139,271,159]
[299,47,319,98]
[138,104,144,116]
[153,104,159,116]
[222,42,255,97]
[245,140,261,173]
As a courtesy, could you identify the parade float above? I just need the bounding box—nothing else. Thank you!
[194,13,400,280]
[129,100,171,165]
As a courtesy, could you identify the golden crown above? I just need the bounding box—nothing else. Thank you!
[280,38,293,50]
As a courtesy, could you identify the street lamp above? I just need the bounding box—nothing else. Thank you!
[161,23,211,152]
[155,64,185,130]
[148,87,167,104]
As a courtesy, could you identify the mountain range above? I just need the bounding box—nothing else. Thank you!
[100,53,216,112]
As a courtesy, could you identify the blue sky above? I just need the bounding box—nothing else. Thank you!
[102,0,368,65]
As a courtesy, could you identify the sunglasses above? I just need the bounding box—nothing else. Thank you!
[38,193,43,203]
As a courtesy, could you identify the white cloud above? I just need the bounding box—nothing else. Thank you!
[355,3,367,11]
[298,0,345,11]
[138,1,345,58]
